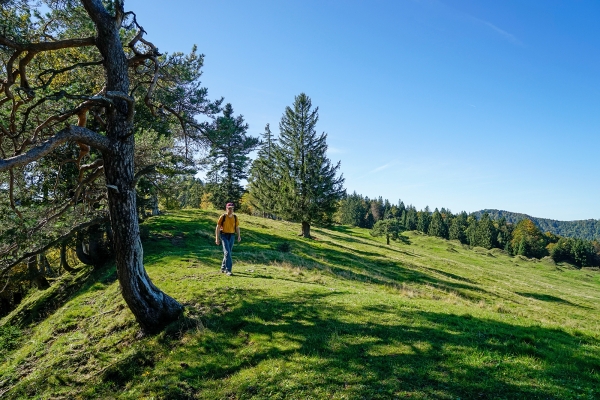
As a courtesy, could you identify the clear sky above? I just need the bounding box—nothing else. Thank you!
[126,0,600,221]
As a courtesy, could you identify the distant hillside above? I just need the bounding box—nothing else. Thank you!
[474,209,600,241]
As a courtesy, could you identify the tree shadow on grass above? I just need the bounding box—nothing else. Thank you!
[144,213,494,305]
[140,289,600,399]
[516,292,592,310]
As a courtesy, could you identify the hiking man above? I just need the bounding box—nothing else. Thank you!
[215,202,241,276]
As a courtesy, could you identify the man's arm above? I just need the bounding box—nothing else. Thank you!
[236,225,241,242]
[215,218,221,244]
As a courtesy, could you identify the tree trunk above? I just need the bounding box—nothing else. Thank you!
[386,234,390,245]
[301,221,311,238]
[61,241,80,273]
[27,256,50,290]
[76,231,94,266]
[151,193,160,216]
[84,0,182,333]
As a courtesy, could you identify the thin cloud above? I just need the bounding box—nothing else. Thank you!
[370,162,395,173]
[327,147,345,154]
[479,20,521,45]
[415,0,523,46]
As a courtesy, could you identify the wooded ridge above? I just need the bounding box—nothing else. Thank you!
[474,209,600,241]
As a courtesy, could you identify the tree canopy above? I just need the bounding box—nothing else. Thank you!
[0,0,221,332]
[249,93,345,238]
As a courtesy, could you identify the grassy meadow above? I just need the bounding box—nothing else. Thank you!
[1,209,599,399]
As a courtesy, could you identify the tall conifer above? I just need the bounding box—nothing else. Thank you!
[248,124,279,216]
[204,103,259,208]
[269,93,345,237]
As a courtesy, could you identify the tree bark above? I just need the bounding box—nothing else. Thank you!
[60,241,80,273]
[301,221,311,238]
[82,0,182,333]
[27,256,50,290]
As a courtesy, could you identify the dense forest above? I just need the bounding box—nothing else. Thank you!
[473,209,600,241]
[333,193,600,269]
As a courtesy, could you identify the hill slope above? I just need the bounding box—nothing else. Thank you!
[1,210,600,399]
[474,209,600,241]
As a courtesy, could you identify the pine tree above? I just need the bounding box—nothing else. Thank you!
[428,208,448,239]
[417,209,431,233]
[204,103,259,208]
[475,213,496,249]
[370,218,402,245]
[465,215,478,246]
[248,124,279,217]
[270,93,345,238]
[405,206,418,230]
[449,212,468,243]
[338,192,368,226]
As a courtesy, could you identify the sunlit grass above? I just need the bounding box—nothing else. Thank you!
[1,209,599,399]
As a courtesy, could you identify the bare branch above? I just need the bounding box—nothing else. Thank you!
[133,164,157,187]
[0,126,111,172]
[35,166,105,234]
[0,35,95,52]
[0,217,108,278]
[35,60,104,90]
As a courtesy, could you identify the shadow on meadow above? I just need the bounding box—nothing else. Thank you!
[142,212,490,303]
[134,288,600,399]
[515,292,592,310]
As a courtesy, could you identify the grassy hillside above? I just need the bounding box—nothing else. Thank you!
[1,209,599,399]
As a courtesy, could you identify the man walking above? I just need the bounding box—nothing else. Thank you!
[215,202,241,276]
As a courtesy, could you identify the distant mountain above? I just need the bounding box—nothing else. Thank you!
[473,209,600,241]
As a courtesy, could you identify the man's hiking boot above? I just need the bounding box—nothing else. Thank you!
[226,271,233,276]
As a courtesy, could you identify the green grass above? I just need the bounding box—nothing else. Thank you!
[1,209,599,399]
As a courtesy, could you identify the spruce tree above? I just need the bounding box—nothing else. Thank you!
[338,192,368,226]
[417,209,431,233]
[204,103,259,208]
[405,207,418,230]
[248,124,279,217]
[449,212,468,243]
[428,208,448,239]
[475,213,497,249]
[270,93,345,238]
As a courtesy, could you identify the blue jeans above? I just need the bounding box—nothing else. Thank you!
[220,233,235,272]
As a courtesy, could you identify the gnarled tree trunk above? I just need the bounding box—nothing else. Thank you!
[83,0,182,333]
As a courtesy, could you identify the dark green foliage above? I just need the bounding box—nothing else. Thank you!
[511,219,547,259]
[204,103,259,208]
[550,237,596,267]
[370,218,402,245]
[256,93,345,237]
[337,192,369,227]
[495,217,513,253]
[417,209,431,233]
[369,197,385,223]
[449,212,468,243]
[404,206,418,231]
[475,213,497,249]
[0,325,21,361]
[248,124,279,217]
[475,209,600,241]
[428,208,448,239]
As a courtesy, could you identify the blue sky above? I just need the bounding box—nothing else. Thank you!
[126,0,600,221]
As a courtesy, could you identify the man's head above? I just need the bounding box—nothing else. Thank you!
[226,202,234,213]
